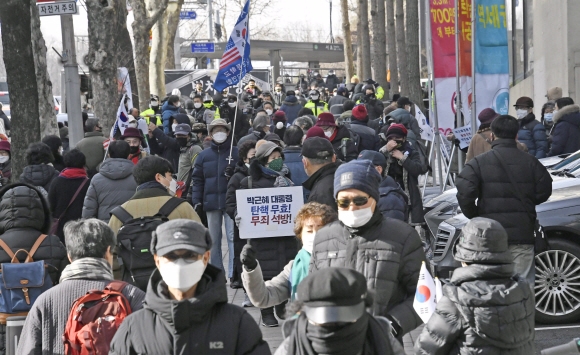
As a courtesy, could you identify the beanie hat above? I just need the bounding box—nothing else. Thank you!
[546,87,563,101]
[478,108,500,125]
[0,140,10,153]
[253,115,270,131]
[386,123,408,139]
[453,217,512,264]
[273,111,287,123]
[315,112,337,127]
[305,126,328,140]
[352,105,368,121]
[334,160,381,202]
[120,128,143,141]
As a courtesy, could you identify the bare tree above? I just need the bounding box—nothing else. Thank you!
[129,0,168,111]
[395,0,408,95]
[358,0,372,80]
[370,0,389,99]
[213,0,277,40]
[340,0,355,82]
[386,0,398,95]
[165,0,184,70]
[149,0,169,98]
[355,18,363,78]
[406,0,423,109]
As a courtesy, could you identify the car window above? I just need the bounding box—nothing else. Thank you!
[0,93,9,106]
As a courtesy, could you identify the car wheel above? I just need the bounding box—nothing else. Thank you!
[535,238,580,324]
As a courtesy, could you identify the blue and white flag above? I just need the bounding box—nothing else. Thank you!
[110,94,129,140]
[213,0,253,92]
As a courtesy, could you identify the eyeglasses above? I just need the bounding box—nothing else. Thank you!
[336,196,370,209]
[162,250,201,261]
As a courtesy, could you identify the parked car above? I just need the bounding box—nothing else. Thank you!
[0,91,9,119]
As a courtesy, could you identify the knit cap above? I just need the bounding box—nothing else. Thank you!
[334,160,381,202]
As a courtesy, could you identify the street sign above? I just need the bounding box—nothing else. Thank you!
[38,1,78,16]
[191,42,215,53]
[180,11,197,20]
[312,43,344,52]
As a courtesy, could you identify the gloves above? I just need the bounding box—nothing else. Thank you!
[235,214,242,228]
[240,244,258,270]
[224,165,235,181]
[194,203,203,216]
[386,315,402,338]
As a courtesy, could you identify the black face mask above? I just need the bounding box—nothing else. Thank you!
[176,137,188,148]
[129,146,139,155]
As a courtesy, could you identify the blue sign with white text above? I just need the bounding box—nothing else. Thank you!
[180,11,197,20]
[191,42,215,53]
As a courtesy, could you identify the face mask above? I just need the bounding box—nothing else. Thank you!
[228,102,237,108]
[333,92,337,96]
[162,175,177,195]
[276,121,284,130]
[128,122,138,128]
[151,100,158,108]
[301,231,316,254]
[213,131,227,143]
[267,157,284,172]
[245,163,251,168]
[544,113,554,122]
[58,147,64,156]
[338,202,375,228]
[129,146,139,155]
[0,156,9,164]
[159,259,206,292]
[266,109,273,115]
[176,137,188,148]
[324,129,334,138]
[176,102,181,107]
[516,109,528,119]
[172,123,178,131]
[311,95,319,101]
[194,102,202,109]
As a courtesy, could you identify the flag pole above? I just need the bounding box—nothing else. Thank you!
[470,0,477,135]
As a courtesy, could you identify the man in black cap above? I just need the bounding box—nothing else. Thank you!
[301,137,340,210]
[110,219,271,355]
[514,96,548,158]
[275,267,403,355]
[328,86,349,107]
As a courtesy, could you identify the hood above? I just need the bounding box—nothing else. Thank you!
[387,108,413,124]
[234,161,250,175]
[554,104,580,125]
[20,164,58,187]
[445,264,534,349]
[283,96,298,105]
[143,265,227,333]
[173,113,190,125]
[99,158,134,180]
[340,110,352,119]
[162,101,179,113]
[0,183,51,234]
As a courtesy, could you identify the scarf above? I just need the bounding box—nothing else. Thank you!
[137,180,167,192]
[59,257,113,283]
[259,164,294,187]
[290,249,311,301]
[59,167,87,179]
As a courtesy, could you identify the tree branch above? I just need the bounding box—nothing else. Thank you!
[145,0,169,30]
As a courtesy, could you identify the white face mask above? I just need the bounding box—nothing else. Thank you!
[162,175,177,195]
[516,109,528,119]
[128,122,138,128]
[276,122,284,130]
[176,102,181,107]
[245,163,251,168]
[266,109,273,115]
[172,123,178,131]
[228,102,237,108]
[0,156,8,164]
[158,259,206,292]
[324,130,333,138]
[194,102,202,109]
[213,131,228,143]
[544,113,554,122]
[301,231,316,254]
[311,95,319,101]
[338,202,375,228]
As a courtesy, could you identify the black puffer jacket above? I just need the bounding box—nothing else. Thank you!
[330,125,358,162]
[456,139,552,244]
[0,183,68,284]
[109,266,271,355]
[350,120,381,152]
[148,114,190,171]
[309,211,425,336]
[415,264,535,355]
[19,164,59,195]
[235,160,298,280]
[302,162,339,211]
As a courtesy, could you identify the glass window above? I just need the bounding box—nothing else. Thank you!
[0,94,9,106]
[508,0,533,86]
[514,0,525,84]
[524,0,533,77]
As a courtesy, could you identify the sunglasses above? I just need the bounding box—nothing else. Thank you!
[336,196,370,209]
[162,250,201,261]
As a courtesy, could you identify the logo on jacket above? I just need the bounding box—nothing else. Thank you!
[209,341,224,349]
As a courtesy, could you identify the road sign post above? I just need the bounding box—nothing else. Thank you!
[191,42,215,53]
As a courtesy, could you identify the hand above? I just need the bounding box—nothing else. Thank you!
[386,140,398,152]
[224,165,235,181]
[446,133,456,142]
[240,244,258,270]
[391,150,404,160]
[235,214,242,227]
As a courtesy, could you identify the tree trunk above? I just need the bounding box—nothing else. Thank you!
[406,0,423,109]
[165,0,184,70]
[129,0,168,111]
[356,19,363,78]
[116,0,139,110]
[0,0,42,178]
[358,0,372,80]
[85,0,119,137]
[371,0,389,99]
[395,0,408,95]
[340,0,355,82]
[386,0,398,95]
[30,1,59,138]
[149,0,169,98]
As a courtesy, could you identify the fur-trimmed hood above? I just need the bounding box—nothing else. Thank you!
[553,104,580,124]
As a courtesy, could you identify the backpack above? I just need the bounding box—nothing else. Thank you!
[62,281,131,355]
[110,198,186,290]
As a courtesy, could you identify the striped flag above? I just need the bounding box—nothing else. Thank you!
[413,261,437,324]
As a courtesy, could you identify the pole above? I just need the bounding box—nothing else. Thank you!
[454,0,464,172]
[330,0,334,43]
[470,0,477,135]
[60,14,83,148]
[207,0,214,69]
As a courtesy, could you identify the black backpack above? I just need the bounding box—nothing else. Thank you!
[110,198,186,290]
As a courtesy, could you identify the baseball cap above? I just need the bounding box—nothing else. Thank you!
[358,150,387,170]
[301,137,334,160]
[174,123,191,136]
[151,219,212,256]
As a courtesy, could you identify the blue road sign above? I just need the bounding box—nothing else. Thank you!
[180,11,197,20]
[191,42,215,53]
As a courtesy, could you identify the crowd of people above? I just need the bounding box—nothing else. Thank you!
[0,76,570,354]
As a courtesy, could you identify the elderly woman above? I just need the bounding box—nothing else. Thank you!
[241,202,337,308]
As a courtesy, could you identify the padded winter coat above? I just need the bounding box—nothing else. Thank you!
[386,108,421,145]
[378,176,409,222]
[161,100,180,134]
[350,119,380,152]
[191,137,238,212]
[0,184,68,284]
[309,211,425,336]
[148,114,191,171]
[456,139,552,244]
[302,162,339,211]
[19,164,59,195]
[548,104,580,156]
[82,158,137,222]
[415,263,535,355]
[279,96,303,125]
[517,113,548,158]
[48,174,90,242]
[330,125,358,162]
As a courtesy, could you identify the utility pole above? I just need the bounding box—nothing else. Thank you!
[60,14,83,147]
[207,0,214,69]
[329,0,334,43]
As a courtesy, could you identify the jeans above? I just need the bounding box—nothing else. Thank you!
[206,209,235,278]
[509,244,535,293]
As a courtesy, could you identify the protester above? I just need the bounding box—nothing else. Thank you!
[301,137,339,210]
[242,202,336,307]
[304,89,329,116]
[382,97,421,145]
[415,218,535,355]
[359,84,384,121]
[294,115,314,134]
[279,90,303,125]
[548,97,580,156]
[109,219,271,354]
[264,132,283,147]
[328,86,349,107]
[121,127,148,164]
[541,100,556,131]
[275,267,404,355]
[272,83,286,108]
[0,183,68,283]
[48,149,90,243]
[466,108,499,162]
[19,142,60,195]
[41,135,66,172]
[339,100,356,123]
[310,160,424,338]
[245,78,263,96]
[233,140,298,327]
[192,119,238,279]
[148,113,191,170]
[224,95,251,143]
[239,114,270,145]
[272,111,287,139]
[17,219,146,355]
[282,126,308,190]
[82,140,137,222]
[161,94,181,134]
[315,112,357,162]
[173,123,203,185]
[60,126,70,152]
[350,104,380,152]
[262,100,276,119]
[514,96,548,158]
[456,115,552,288]
[0,141,11,186]
[75,118,107,176]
